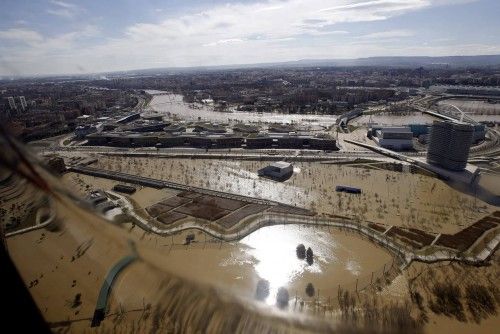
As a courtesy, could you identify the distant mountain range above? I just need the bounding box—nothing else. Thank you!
[3,55,500,80]
[277,55,500,68]
[121,55,500,76]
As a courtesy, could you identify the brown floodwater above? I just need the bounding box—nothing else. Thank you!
[93,157,495,234]
[139,224,393,310]
[148,91,338,126]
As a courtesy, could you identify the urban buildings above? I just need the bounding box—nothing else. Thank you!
[7,96,16,110]
[6,96,28,111]
[372,127,414,151]
[19,96,27,110]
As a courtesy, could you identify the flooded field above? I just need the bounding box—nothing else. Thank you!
[59,171,395,311]
[437,99,500,119]
[354,100,500,126]
[133,224,393,308]
[92,157,494,234]
[352,112,436,126]
[148,91,338,126]
[61,173,178,208]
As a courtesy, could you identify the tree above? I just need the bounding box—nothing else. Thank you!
[296,244,306,259]
[305,283,315,297]
[276,287,289,308]
[306,247,314,265]
[255,279,270,301]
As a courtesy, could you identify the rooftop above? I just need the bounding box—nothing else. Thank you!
[270,161,292,169]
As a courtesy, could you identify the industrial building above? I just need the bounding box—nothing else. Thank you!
[407,123,485,143]
[158,135,186,148]
[274,135,306,149]
[268,123,295,133]
[185,135,213,148]
[308,137,338,150]
[245,135,274,149]
[85,132,337,150]
[372,127,414,151]
[75,124,102,139]
[164,124,186,133]
[193,123,226,133]
[427,120,474,171]
[116,112,141,124]
[86,133,107,145]
[408,124,430,137]
[210,135,244,148]
[233,124,259,134]
[121,121,169,132]
[128,134,158,147]
[258,161,293,181]
[246,134,337,150]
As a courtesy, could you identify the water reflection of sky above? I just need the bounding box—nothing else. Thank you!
[148,92,338,126]
[222,225,359,305]
[212,161,311,208]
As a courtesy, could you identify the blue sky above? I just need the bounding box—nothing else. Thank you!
[0,0,499,76]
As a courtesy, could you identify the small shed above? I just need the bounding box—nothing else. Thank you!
[258,161,293,181]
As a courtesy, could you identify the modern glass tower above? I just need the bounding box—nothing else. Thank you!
[427,120,474,171]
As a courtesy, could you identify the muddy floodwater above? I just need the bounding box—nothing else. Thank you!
[148,91,338,126]
[353,112,437,126]
[93,157,494,234]
[143,224,392,308]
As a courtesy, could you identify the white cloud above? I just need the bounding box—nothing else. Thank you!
[0,25,98,60]
[0,28,43,45]
[0,0,490,75]
[358,29,415,39]
[123,0,415,42]
[47,0,81,19]
[203,38,244,47]
[50,0,77,9]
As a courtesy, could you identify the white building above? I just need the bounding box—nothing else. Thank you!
[7,97,16,110]
[373,127,413,151]
[19,96,27,110]
[258,161,293,181]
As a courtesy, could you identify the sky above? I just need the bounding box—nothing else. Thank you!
[1,0,499,76]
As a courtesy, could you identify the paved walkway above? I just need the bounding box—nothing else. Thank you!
[91,240,138,327]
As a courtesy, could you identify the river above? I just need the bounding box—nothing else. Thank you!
[147,90,338,126]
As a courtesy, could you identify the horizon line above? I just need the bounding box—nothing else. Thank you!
[2,53,500,80]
